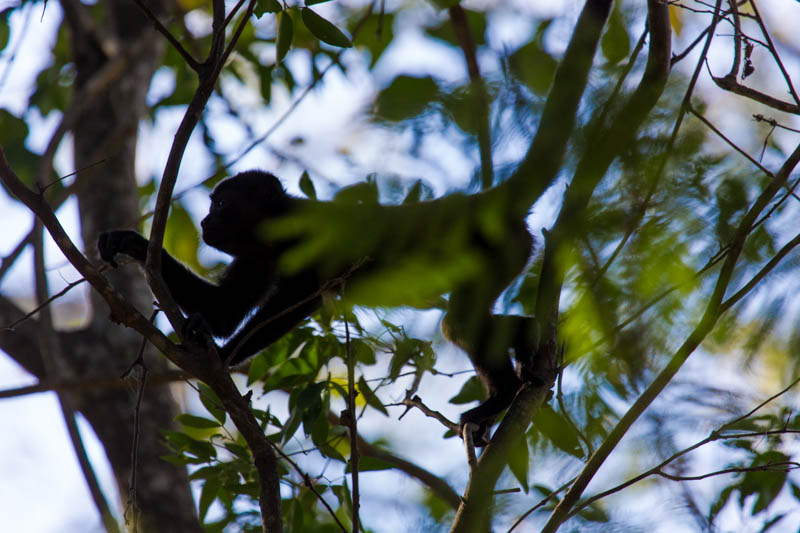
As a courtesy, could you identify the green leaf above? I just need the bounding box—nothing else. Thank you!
[449,376,485,405]
[162,430,217,462]
[352,338,376,364]
[299,170,316,199]
[198,383,227,425]
[255,0,283,17]
[531,406,584,458]
[333,180,379,204]
[428,0,459,9]
[790,482,800,501]
[0,9,12,52]
[308,406,330,446]
[349,12,393,68]
[199,479,221,521]
[0,110,28,151]
[352,456,395,471]
[373,75,439,122]
[319,441,346,461]
[739,451,789,514]
[601,6,630,64]
[577,503,610,523]
[247,352,271,384]
[164,202,202,272]
[403,179,434,204]
[0,110,36,186]
[223,441,252,459]
[188,465,220,481]
[507,434,530,492]
[358,376,388,415]
[509,22,557,95]
[425,9,486,47]
[177,413,222,429]
[301,7,353,48]
[260,63,275,104]
[276,11,294,62]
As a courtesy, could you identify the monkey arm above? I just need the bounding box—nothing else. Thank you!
[98,230,257,337]
[219,271,323,364]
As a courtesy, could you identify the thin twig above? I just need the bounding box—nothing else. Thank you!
[267,435,348,532]
[2,276,88,330]
[506,478,575,533]
[712,74,800,114]
[689,104,775,177]
[33,220,119,532]
[343,318,360,533]
[397,393,460,433]
[0,2,34,91]
[0,227,34,282]
[749,0,800,105]
[0,370,189,399]
[463,424,478,470]
[657,461,799,482]
[327,411,461,508]
[131,0,199,70]
[220,0,257,74]
[572,402,800,519]
[720,231,800,313]
[556,365,592,456]
[122,318,153,531]
[449,4,493,189]
[540,2,721,529]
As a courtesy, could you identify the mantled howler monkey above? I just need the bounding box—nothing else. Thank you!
[99,170,536,444]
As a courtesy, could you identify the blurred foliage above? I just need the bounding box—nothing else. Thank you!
[2,0,800,531]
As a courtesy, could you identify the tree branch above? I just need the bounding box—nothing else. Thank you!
[503,0,613,216]
[711,73,800,114]
[570,374,800,518]
[542,139,800,532]
[131,0,200,70]
[0,148,199,372]
[327,412,462,509]
[33,220,119,532]
[449,4,493,189]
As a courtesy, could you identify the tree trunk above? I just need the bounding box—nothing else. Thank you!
[62,1,200,529]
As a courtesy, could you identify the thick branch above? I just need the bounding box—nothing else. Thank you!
[33,221,119,532]
[449,4,493,189]
[536,0,671,326]
[203,371,283,533]
[145,0,257,338]
[503,0,613,216]
[132,0,200,70]
[449,3,614,529]
[542,141,800,532]
[0,149,208,375]
[711,74,800,114]
[450,384,551,532]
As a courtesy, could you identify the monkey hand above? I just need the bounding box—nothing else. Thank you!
[98,230,148,267]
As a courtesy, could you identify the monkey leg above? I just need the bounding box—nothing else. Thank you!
[442,298,525,446]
